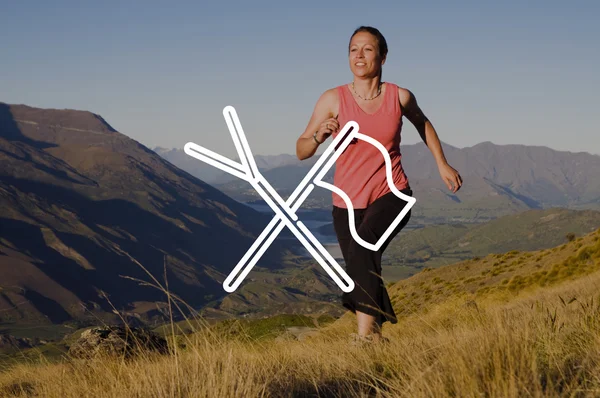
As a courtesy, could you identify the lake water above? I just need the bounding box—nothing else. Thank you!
[243,202,343,261]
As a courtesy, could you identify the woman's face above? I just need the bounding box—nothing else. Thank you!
[348,32,385,78]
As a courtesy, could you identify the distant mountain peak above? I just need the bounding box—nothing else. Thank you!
[2,102,117,133]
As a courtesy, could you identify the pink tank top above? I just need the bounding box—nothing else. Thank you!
[332,82,410,209]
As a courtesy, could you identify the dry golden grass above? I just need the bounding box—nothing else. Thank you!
[2,230,600,397]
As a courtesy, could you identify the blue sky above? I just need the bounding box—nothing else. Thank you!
[1,1,598,158]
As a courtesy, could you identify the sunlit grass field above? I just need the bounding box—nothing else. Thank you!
[1,229,599,397]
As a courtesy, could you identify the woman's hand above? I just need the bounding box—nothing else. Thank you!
[315,117,339,143]
[438,163,463,193]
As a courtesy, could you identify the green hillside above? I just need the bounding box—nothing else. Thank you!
[383,208,600,272]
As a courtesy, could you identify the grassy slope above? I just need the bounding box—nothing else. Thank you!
[387,225,600,320]
[1,229,600,396]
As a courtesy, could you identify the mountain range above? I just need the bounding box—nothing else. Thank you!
[0,102,299,327]
[154,147,302,185]
[158,141,600,224]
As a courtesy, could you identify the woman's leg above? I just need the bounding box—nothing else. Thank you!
[357,311,381,339]
[335,189,413,337]
[332,205,367,319]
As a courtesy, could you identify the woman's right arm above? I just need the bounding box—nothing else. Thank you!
[296,89,339,160]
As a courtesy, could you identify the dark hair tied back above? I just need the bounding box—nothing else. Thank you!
[349,26,388,59]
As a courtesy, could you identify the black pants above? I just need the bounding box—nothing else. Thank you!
[332,188,413,327]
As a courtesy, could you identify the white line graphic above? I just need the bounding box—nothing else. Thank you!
[184,106,416,293]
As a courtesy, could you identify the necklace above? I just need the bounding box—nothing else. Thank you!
[351,81,383,101]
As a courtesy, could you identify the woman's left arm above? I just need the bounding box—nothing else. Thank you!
[399,87,463,193]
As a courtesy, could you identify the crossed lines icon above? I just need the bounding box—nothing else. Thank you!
[184,106,416,293]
